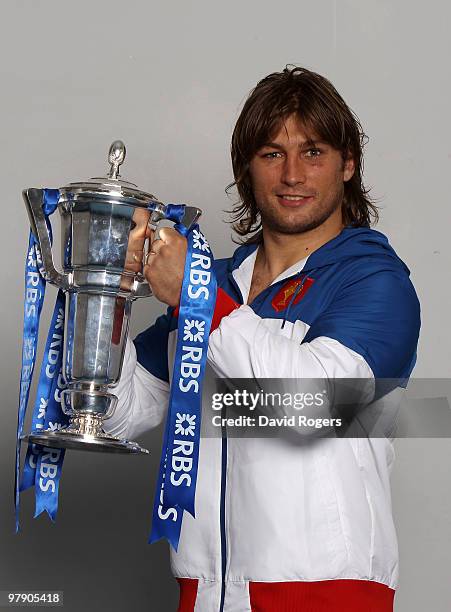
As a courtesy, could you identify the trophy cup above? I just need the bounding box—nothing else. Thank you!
[22,141,201,454]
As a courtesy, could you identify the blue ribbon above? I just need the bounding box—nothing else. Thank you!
[163,203,190,237]
[23,289,68,520]
[15,189,67,529]
[149,211,216,550]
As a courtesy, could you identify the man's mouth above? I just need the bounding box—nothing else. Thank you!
[277,194,315,206]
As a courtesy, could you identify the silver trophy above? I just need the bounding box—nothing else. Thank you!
[23,140,201,454]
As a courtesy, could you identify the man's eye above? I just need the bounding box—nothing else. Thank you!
[262,151,282,159]
[305,148,322,158]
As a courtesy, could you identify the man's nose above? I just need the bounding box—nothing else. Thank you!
[281,155,307,186]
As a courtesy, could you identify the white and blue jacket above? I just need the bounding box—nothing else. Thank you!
[108,225,420,612]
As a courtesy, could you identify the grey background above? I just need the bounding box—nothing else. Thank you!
[1,0,450,610]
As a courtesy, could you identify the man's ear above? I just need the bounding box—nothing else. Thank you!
[343,151,355,182]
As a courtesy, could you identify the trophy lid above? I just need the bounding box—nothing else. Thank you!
[59,140,161,208]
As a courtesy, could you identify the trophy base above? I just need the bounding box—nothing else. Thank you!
[25,428,149,454]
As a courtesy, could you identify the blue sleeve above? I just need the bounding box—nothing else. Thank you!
[133,308,175,383]
[302,268,421,380]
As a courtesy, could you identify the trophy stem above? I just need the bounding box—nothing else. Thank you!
[26,393,149,454]
[70,413,104,437]
[24,381,150,454]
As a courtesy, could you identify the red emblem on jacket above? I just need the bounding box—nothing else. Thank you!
[271,275,315,312]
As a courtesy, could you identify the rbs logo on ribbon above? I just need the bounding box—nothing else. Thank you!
[152,225,216,548]
[171,247,211,490]
[170,413,196,488]
[170,437,195,488]
[178,248,211,395]
[38,448,61,493]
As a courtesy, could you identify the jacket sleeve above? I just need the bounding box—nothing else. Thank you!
[103,311,172,440]
[208,269,420,379]
[206,268,420,430]
[301,268,421,381]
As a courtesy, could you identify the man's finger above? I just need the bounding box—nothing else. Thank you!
[148,237,165,256]
[157,227,179,243]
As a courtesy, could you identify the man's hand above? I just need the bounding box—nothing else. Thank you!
[144,227,187,307]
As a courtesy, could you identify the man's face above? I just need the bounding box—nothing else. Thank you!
[249,114,355,235]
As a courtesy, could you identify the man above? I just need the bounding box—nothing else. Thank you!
[106,66,420,611]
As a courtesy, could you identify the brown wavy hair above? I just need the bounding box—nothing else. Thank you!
[227,66,378,242]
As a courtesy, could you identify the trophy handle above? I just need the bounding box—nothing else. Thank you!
[22,188,70,290]
[133,204,202,299]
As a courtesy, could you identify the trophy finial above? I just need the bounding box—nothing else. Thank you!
[107,140,126,179]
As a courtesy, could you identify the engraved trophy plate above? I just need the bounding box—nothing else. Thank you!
[22,141,201,453]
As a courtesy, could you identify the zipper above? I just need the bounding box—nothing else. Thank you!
[218,273,244,612]
[217,268,307,610]
[219,406,227,612]
[281,272,311,329]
